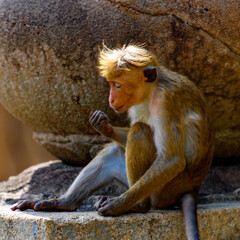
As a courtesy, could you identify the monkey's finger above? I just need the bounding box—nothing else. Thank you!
[11,201,37,211]
[90,112,108,129]
[91,110,108,123]
[11,202,21,211]
[99,196,108,203]
[97,204,112,216]
[11,202,22,211]
[89,110,103,119]
[89,110,100,122]
[34,200,59,211]
[99,197,112,208]
[94,196,102,210]
[89,110,101,124]
[99,111,108,120]
[11,201,35,211]
[94,196,107,210]
[97,205,108,215]
[95,112,109,126]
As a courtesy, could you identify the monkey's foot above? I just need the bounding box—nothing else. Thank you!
[11,199,77,212]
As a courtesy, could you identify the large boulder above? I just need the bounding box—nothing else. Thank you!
[0,0,239,164]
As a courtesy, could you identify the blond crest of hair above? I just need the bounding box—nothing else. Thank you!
[98,44,159,78]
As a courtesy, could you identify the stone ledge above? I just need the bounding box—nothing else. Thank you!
[0,202,239,240]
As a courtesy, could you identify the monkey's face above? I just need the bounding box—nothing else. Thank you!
[106,69,153,113]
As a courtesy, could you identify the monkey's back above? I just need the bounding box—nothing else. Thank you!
[156,67,215,198]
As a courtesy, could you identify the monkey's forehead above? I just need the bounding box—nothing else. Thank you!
[107,69,145,83]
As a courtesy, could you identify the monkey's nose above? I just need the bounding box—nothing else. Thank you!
[109,97,114,105]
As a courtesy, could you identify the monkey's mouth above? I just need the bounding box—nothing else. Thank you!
[115,105,124,111]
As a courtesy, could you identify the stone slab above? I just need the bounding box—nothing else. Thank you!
[0,202,239,240]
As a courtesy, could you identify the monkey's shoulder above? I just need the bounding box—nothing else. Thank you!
[158,70,207,109]
[158,68,200,93]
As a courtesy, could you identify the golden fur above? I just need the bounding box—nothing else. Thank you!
[98,44,159,78]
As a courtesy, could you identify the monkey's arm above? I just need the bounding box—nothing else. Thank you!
[98,154,186,216]
[90,110,129,147]
[109,126,130,147]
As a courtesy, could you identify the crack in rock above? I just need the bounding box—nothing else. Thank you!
[107,0,240,56]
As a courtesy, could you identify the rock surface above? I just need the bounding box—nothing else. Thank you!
[0,161,128,211]
[0,160,239,239]
[0,203,239,240]
[0,0,240,163]
[0,161,240,209]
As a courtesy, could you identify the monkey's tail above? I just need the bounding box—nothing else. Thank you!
[181,193,200,240]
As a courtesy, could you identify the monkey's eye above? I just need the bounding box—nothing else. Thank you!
[113,82,121,88]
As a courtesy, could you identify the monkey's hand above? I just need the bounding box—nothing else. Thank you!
[89,110,113,137]
[95,196,125,216]
[11,198,77,212]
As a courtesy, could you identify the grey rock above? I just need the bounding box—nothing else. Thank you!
[0,203,240,239]
[0,161,239,211]
[0,0,240,164]
[0,160,240,239]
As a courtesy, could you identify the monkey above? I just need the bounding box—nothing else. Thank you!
[11,44,214,240]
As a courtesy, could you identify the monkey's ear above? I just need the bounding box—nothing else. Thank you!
[144,67,157,83]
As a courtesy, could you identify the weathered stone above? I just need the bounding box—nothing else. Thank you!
[200,162,240,195]
[0,203,239,239]
[1,161,240,210]
[0,0,240,164]
[0,161,240,239]
[32,132,110,165]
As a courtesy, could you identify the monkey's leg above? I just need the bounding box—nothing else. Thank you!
[60,143,127,205]
[126,122,156,212]
[11,143,127,211]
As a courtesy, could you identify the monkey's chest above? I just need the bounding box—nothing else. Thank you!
[128,103,151,126]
